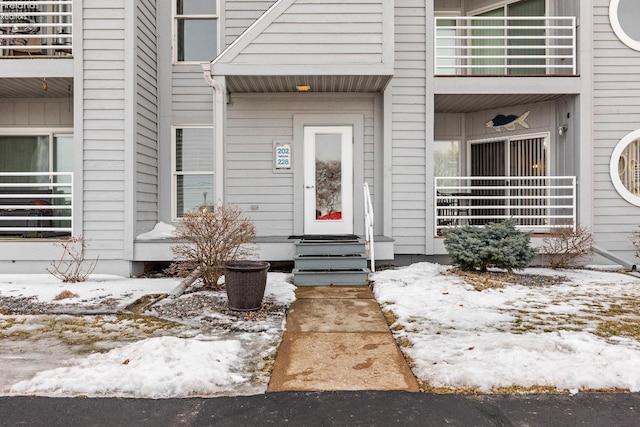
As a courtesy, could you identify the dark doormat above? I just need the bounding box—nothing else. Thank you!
[289,235,360,241]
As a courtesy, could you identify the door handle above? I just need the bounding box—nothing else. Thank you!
[305,185,314,189]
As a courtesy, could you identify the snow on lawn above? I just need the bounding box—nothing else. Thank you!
[372,263,640,393]
[0,273,296,398]
[4,262,640,397]
[0,274,181,310]
[9,337,248,398]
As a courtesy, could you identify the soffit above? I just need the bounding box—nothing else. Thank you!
[226,75,391,93]
[435,93,564,113]
[0,77,73,98]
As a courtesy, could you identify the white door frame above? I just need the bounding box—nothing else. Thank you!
[292,113,365,237]
[303,125,354,235]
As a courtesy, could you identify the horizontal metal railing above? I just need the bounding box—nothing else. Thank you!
[435,176,576,235]
[0,172,73,236]
[363,182,375,273]
[435,16,576,75]
[0,0,72,57]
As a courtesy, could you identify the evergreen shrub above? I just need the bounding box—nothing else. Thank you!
[443,220,536,272]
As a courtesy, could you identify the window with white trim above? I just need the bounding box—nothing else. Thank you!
[470,0,546,75]
[174,0,219,62]
[610,129,640,206]
[172,126,214,219]
[610,0,640,51]
[0,132,73,177]
[434,140,461,179]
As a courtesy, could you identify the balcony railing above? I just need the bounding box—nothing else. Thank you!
[435,16,576,76]
[435,176,576,236]
[0,172,73,237]
[0,0,72,57]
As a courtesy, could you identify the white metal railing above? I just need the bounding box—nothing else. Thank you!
[0,1,73,57]
[435,16,576,75]
[0,172,73,236]
[435,176,576,235]
[363,182,375,272]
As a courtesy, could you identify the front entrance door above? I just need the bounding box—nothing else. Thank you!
[303,126,353,235]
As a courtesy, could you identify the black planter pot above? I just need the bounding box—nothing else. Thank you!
[223,260,270,311]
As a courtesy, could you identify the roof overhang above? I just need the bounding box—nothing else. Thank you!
[0,77,73,98]
[224,74,392,94]
[435,93,569,114]
[208,0,394,94]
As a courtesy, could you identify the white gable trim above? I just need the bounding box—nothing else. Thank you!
[211,0,394,77]
[212,0,295,67]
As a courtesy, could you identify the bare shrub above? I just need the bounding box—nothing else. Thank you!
[47,236,99,282]
[632,227,640,261]
[53,290,79,300]
[539,225,594,269]
[169,203,257,289]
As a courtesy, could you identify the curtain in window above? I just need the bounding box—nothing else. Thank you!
[436,19,458,75]
[0,136,49,183]
[470,140,506,223]
[471,8,505,75]
[507,0,546,75]
[509,136,547,225]
[470,135,548,226]
[471,0,545,75]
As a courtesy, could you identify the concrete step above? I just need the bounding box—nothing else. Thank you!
[295,241,366,257]
[293,268,370,286]
[294,253,368,270]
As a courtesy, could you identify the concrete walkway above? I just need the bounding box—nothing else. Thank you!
[268,286,419,392]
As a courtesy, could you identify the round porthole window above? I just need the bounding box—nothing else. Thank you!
[610,129,640,206]
[610,0,640,51]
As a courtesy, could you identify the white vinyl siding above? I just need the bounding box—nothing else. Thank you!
[593,0,640,255]
[226,94,376,236]
[232,0,384,65]
[225,0,277,47]
[391,0,427,254]
[82,0,127,260]
[136,0,159,236]
[172,66,214,115]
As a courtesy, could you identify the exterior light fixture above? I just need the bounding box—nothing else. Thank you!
[42,78,48,91]
[296,85,310,92]
[558,124,568,136]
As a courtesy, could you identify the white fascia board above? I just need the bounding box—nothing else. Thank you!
[211,63,395,77]
[434,76,581,95]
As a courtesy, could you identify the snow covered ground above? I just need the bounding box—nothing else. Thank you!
[1,263,640,397]
[372,263,640,394]
[0,273,295,398]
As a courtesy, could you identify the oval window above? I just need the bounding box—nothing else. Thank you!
[610,129,640,206]
[610,0,640,51]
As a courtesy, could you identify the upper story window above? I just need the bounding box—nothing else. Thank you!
[174,0,218,63]
[470,0,545,76]
[610,0,640,51]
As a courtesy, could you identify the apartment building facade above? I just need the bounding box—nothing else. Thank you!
[0,0,638,275]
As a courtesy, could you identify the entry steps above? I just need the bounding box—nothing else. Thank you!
[292,237,371,286]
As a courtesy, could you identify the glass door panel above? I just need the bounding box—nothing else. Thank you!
[303,126,353,235]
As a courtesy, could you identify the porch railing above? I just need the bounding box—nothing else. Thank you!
[363,182,375,272]
[0,172,73,237]
[0,1,73,57]
[435,16,576,76]
[435,176,576,235]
